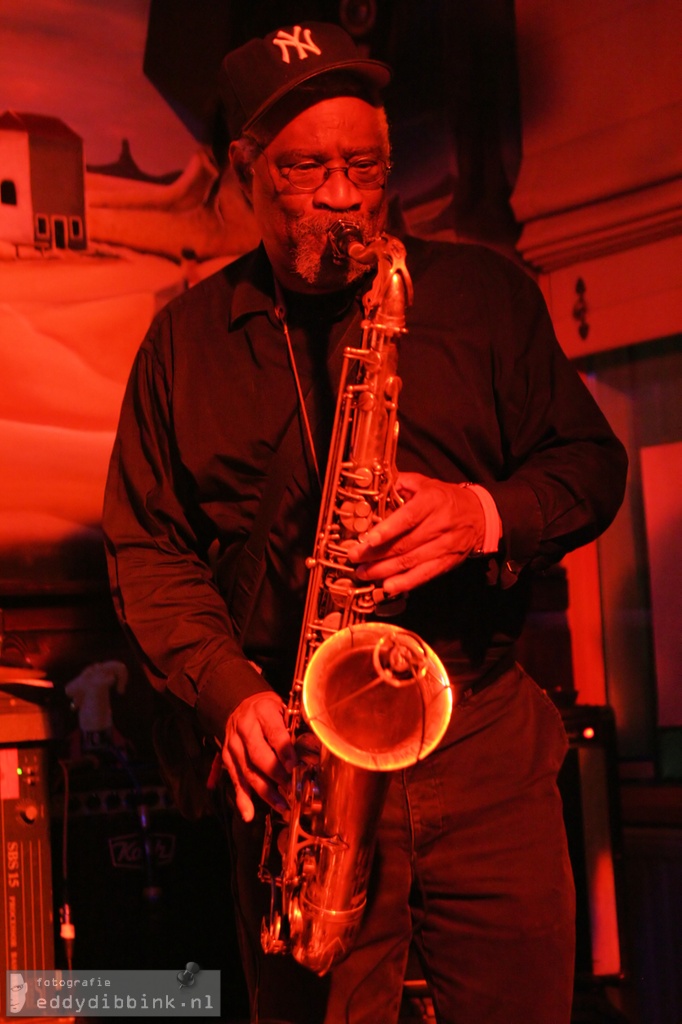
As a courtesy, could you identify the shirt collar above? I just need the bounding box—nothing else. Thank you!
[229,243,280,329]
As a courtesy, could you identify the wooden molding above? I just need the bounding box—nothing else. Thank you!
[516,176,682,272]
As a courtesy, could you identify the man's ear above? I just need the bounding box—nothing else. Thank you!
[229,141,254,205]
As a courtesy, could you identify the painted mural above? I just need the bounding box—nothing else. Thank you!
[0,0,259,591]
[0,0,521,592]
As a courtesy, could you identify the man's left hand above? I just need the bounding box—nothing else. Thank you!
[344,472,486,594]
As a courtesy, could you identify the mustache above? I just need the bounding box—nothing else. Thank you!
[293,213,372,243]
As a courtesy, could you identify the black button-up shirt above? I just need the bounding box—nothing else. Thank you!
[103,238,627,740]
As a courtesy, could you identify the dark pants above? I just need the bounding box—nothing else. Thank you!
[220,665,576,1024]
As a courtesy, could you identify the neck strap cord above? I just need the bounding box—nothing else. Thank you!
[273,281,323,493]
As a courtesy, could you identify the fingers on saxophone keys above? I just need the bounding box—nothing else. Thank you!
[295,732,321,765]
[240,765,289,817]
[221,748,256,822]
[248,744,292,798]
[225,737,290,817]
[345,528,387,563]
[383,556,453,594]
[260,719,298,774]
[354,549,415,583]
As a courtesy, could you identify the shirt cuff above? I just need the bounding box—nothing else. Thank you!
[460,483,502,555]
[194,656,273,742]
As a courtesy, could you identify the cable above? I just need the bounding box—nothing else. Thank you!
[274,290,323,492]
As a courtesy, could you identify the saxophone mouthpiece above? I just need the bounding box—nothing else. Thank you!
[328,221,371,265]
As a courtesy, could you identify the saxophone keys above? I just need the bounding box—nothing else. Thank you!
[301,775,323,816]
[339,498,373,534]
[277,827,291,858]
[260,913,288,955]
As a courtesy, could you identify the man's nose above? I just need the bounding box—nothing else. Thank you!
[313,167,362,210]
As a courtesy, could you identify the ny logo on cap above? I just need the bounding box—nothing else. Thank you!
[272,26,322,64]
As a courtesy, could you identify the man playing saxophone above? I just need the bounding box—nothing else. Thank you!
[103,21,627,1024]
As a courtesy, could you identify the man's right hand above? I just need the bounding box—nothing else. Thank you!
[221,690,298,822]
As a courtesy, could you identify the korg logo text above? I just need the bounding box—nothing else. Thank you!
[108,833,176,869]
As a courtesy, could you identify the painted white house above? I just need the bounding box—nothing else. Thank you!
[0,111,87,251]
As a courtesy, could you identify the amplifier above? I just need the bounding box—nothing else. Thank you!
[51,763,212,963]
[49,760,248,1016]
[0,743,55,1017]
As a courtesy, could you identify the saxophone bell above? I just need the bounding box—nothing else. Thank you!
[303,622,452,772]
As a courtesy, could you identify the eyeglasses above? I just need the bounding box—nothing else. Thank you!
[275,158,391,193]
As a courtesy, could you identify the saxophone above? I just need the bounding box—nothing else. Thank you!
[259,223,453,975]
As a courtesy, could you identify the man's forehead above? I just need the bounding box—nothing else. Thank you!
[260,95,388,152]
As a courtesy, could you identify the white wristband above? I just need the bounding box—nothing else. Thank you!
[460,483,502,556]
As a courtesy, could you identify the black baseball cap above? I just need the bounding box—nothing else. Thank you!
[218,22,391,140]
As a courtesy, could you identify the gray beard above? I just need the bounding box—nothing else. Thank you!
[290,212,379,286]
